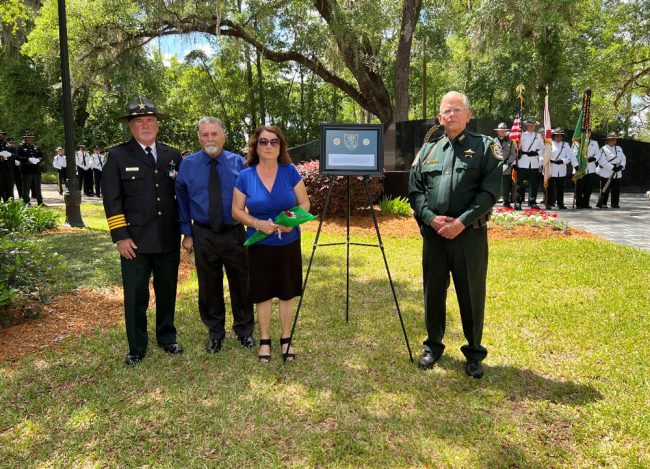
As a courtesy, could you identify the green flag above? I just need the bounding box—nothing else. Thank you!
[243,206,318,247]
[572,89,592,182]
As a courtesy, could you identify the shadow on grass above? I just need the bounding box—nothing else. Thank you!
[437,355,603,405]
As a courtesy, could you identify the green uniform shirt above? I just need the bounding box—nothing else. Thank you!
[408,129,503,227]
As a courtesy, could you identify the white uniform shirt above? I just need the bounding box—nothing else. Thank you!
[75,150,92,171]
[52,153,67,170]
[518,131,545,169]
[550,140,570,178]
[91,152,105,171]
[597,144,626,179]
[570,139,599,174]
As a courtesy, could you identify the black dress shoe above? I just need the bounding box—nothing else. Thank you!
[238,335,255,348]
[466,359,485,379]
[558,205,567,210]
[125,352,145,365]
[206,338,223,354]
[160,342,183,354]
[611,205,620,209]
[418,351,441,370]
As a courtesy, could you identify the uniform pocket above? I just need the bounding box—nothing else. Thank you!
[120,169,145,195]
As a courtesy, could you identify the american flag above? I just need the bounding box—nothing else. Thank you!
[509,103,522,142]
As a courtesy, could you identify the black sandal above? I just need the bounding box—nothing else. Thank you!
[280,337,296,361]
[258,339,271,363]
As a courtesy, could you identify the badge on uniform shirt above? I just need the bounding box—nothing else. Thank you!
[125,167,139,171]
[463,149,475,158]
[424,159,439,165]
[490,143,504,160]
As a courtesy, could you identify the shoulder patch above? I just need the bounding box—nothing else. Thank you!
[490,143,504,161]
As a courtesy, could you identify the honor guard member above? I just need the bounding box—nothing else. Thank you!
[596,132,626,209]
[409,91,503,378]
[515,118,545,209]
[570,131,600,208]
[494,122,517,207]
[91,145,105,197]
[16,131,44,206]
[546,128,570,209]
[102,96,183,365]
[52,146,67,195]
[76,144,94,196]
[175,117,255,354]
[0,130,16,202]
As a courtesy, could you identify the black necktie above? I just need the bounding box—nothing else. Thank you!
[82,152,86,165]
[145,146,155,164]
[209,158,223,232]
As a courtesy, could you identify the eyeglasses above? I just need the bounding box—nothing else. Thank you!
[257,138,280,147]
[441,107,467,116]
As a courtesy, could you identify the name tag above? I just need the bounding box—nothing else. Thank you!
[125,167,139,172]
[425,159,439,165]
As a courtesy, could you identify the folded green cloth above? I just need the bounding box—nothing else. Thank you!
[243,206,318,247]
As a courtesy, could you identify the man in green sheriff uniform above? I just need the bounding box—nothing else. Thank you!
[408,91,503,378]
[102,97,183,365]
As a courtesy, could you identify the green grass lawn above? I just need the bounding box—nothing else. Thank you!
[1,206,648,466]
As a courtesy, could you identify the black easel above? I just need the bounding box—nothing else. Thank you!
[283,175,414,362]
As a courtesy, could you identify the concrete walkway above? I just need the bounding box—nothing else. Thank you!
[552,193,650,252]
[27,184,650,253]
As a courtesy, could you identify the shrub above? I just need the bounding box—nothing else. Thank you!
[294,160,384,217]
[0,234,64,323]
[379,195,412,217]
[0,201,61,323]
[0,199,59,236]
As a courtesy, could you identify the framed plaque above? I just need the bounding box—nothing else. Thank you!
[320,124,383,176]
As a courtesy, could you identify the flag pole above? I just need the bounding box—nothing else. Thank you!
[512,84,525,206]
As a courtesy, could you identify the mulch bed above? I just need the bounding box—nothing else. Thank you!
[0,218,595,364]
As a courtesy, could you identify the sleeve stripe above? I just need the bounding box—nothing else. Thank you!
[108,218,127,227]
[107,214,126,223]
[108,222,128,230]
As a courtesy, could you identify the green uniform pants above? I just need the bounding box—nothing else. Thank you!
[422,224,488,361]
[120,248,180,355]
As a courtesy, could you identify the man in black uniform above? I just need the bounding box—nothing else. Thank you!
[102,96,183,365]
[409,91,503,378]
[16,131,44,206]
[0,130,16,202]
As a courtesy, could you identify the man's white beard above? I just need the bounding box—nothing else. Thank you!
[204,144,219,156]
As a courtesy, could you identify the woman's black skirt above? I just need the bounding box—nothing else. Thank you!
[248,239,302,303]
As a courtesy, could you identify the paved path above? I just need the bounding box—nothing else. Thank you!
[552,193,650,252]
[31,184,650,252]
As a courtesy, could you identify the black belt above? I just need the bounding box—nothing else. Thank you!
[194,221,241,234]
[466,213,490,230]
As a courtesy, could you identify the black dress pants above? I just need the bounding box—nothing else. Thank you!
[57,169,67,194]
[516,167,540,205]
[120,248,180,355]
[93,169,102,196]
[22,173,43,205]
[598,176,620,208]
[421,225,488,361]
[0,166,14,201]
[547,176,566,207]
[192,223,254,341]
[575,172,596,207]
[501,174,513,205]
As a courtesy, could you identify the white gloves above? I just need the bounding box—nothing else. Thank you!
[28,157,39,164]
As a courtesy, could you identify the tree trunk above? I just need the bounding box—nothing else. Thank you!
[394,0,423,123]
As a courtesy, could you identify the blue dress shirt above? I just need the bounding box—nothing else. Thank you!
[175,149,246,236]
[235,163,302,246]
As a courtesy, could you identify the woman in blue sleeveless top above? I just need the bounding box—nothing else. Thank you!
[233,126,310,362]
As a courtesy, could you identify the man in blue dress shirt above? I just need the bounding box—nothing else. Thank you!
[175,117,255,354]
